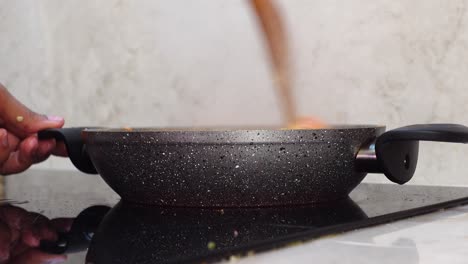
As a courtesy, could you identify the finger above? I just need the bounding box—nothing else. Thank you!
[34,139,56,163]
[21,213,57,247]
[0,205,30,229]
[50,218,73,233]
[20,228,40,247]
[0,207,59,258]
[0,136,38,175]
[29,213,58,242]
[0,84,64,138]
[0,220,12,262]
[10,242,28,259]
[18,212,39,248]
[0,129,11,166]
[0,205,30,243]
[6,132,20,152]
[9,248,67,264]
[51,141,68,157]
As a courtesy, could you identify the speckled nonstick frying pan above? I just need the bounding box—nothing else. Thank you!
[38,124,468,207]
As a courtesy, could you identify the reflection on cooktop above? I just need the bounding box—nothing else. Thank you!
[2,170,468,263]
[85,198,366,263]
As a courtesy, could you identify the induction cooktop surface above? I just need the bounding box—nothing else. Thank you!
[3,170,468,263]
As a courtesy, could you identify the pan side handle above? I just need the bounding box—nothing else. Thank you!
[356,124,468,184]
[38,128,98,174]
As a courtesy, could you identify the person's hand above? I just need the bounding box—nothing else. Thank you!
[0,204,73,264]
[0,83,67,175]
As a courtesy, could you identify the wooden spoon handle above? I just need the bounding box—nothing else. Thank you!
[249,0,296,125]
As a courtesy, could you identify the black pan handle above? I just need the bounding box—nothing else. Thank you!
[362,124,468,184]
[40,205,111,254]
[38,128,98,174]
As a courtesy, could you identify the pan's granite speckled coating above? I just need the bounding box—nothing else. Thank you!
[84,126,385,207]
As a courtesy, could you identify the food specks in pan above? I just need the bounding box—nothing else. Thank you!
[207,241,216,250]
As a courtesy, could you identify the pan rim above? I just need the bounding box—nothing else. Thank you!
[83,124,385,133]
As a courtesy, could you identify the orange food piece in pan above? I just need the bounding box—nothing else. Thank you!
[288,117,327,129]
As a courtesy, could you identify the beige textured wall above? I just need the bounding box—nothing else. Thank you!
[1,0,468,185]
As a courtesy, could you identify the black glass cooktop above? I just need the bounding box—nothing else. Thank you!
[2,170,468,263]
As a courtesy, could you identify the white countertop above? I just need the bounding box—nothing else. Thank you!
[221,204,468,264]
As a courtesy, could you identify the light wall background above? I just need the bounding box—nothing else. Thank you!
[1,0,468,185]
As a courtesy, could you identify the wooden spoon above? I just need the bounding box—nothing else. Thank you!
[250,0,325,129]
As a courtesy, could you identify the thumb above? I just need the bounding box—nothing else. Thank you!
[0,84,64,138]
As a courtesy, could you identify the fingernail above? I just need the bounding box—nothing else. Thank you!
[47,116,64,122]
[0,130,8,147]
